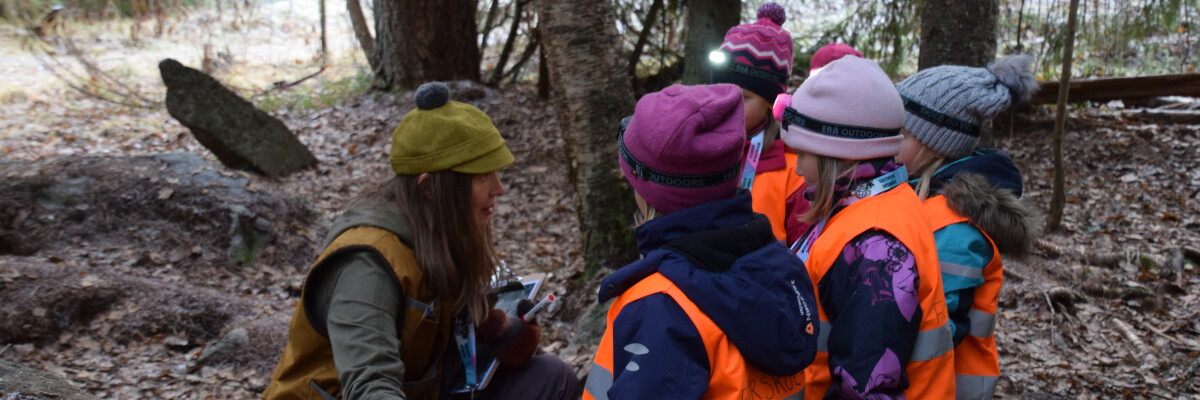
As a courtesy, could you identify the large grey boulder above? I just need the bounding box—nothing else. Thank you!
[159,58,317,177]
[0,359,99,400]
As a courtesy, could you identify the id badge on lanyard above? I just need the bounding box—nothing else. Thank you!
[790,219,825,263]
[737,131,765,193]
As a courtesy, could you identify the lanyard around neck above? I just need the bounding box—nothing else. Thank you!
[736,131,766,193]
[790,165,908,262]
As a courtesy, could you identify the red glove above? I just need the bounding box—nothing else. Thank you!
[475,299,541,367]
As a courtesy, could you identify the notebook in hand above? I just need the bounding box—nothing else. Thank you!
[449,273,544,394]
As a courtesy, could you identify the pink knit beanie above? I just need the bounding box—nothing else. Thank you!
[619,84,746,214]
[775,56,904,160]
[809,43,863,75]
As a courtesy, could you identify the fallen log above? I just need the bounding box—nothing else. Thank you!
[1122,110,1200,125]
[1031,73,1200,105]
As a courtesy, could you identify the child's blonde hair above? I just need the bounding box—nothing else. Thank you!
[798,155,861,224]
[908,146,946,200]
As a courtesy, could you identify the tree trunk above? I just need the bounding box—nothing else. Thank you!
[534,0,638,275]
[373,0,480,90]
[346,0,376,71]
[479,0,502,51]
[918,0,999,69]
[629,0,664,81]
[487,0,527,85]
[1046,0,1080,233]
[502,26,540,84]
[537,42,549,99]
[680,0,740,85]
[318,0,328,66]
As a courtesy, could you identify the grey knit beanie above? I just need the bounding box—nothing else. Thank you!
[896,55,1039,159]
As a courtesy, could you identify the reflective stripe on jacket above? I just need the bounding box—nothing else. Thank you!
[263,226,454,400]
[924,195,1002,400]
[584,272,806,400]
[804,185,956,399]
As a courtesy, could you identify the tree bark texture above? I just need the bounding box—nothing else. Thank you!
[373,0,480,90]
[681,0,740,84]
[346,0,375,71]
[534,0,638,275]
[1047,0,1080,233]
[918,0,999,69]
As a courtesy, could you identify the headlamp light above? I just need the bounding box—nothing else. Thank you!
[708,50,727,65]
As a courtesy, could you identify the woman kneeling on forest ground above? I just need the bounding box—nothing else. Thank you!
[263,82,580,400]
[895,55,1041,400]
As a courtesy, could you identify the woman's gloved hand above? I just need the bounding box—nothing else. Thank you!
[475,299,541,367]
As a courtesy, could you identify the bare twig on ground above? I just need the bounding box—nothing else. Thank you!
[254,65,329,97]
[1136,319,1200,351]
[1003,267,1028,282]
[1111,317,1151,358]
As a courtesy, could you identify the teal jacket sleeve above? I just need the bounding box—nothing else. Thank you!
[934,222,993,346]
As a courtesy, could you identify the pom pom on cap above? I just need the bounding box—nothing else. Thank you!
[757,2,786,26]
[414,81,450,110]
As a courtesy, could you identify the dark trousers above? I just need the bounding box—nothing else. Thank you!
[449,355,582,400]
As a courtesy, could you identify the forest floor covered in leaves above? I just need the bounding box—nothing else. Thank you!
[2,6,1200,400]
[1,81,1198,399]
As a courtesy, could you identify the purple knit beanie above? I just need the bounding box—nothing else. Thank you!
[709,2,794,102]
[810,43,863,75]
[776,56,905,160]
[619,84,746,214]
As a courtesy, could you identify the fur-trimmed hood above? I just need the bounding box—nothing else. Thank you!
[942,172,1040,258]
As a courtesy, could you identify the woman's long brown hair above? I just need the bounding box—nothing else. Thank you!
[379,172,497,323]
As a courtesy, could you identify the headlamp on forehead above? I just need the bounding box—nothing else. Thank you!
[617,115,739,188]
[771,93,899,138]
[709,50,728,65]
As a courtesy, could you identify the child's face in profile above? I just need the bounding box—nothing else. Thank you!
[896,129,935,172]
[741,89,771,134]
[794,150,819,184]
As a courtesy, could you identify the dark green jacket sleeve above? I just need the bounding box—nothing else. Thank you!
[309,252,408,399]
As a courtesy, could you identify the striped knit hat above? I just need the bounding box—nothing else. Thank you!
[709,2,794,102]
[896,55,1040,159]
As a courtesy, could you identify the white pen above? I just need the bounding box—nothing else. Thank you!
[522,293,556,321]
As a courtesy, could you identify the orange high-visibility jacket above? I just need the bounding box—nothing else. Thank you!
[751,146,805,241]
[803,185,956,399]
[923,194,1003,400]
[583,272,807,400]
